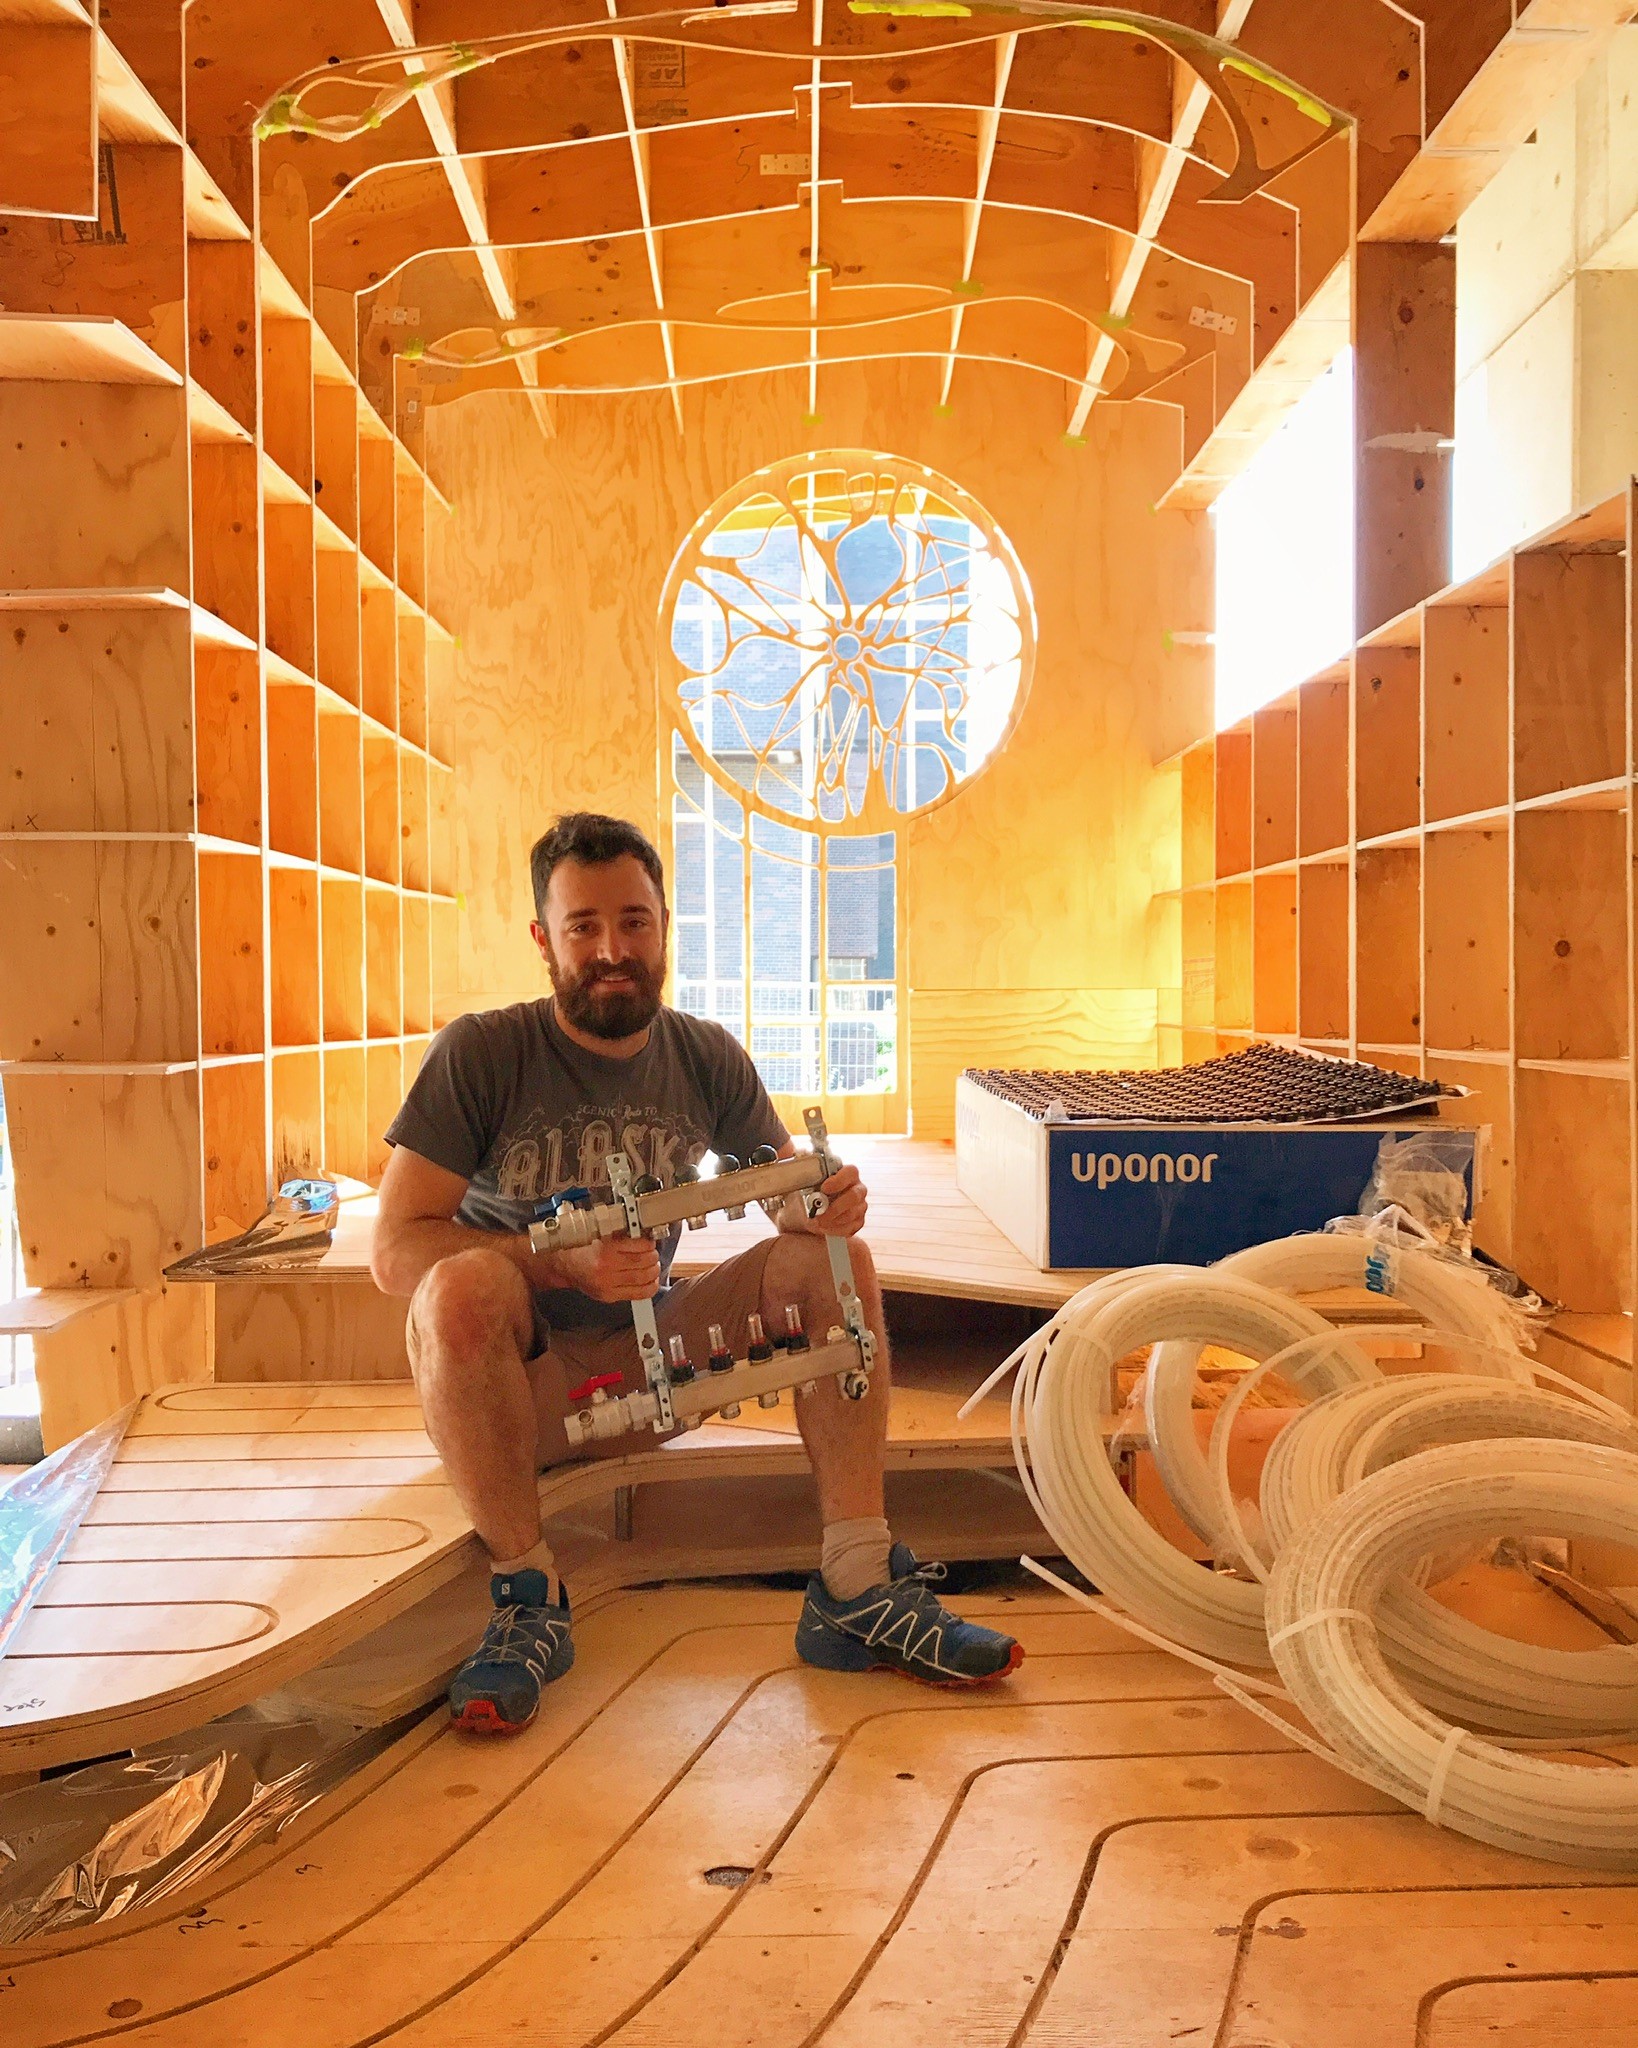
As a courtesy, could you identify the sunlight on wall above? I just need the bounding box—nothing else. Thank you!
[1213,350,1354,730]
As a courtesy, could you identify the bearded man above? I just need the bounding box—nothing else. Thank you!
[370,811,1021,1732]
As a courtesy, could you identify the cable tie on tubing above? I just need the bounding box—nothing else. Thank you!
[1267,1605,1376,1652]
[1423,1723,1471,1826]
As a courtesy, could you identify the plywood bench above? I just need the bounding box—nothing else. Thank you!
[208,1138,1099,1382]
[0,1342,1043,1772]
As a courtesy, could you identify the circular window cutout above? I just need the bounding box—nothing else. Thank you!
[660,451,1035,834]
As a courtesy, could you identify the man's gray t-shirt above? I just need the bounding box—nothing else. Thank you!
[384,1000,788,1331]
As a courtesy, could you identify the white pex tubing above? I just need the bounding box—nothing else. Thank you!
[1266,1440,1638,1870]
[1145,1232,1533,1550]
[999,1268,1375,1667]
[976,1244,1638,1865]
[1248,1371,1638,1739]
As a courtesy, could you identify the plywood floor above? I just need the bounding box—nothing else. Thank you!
[4,1584,1634,2046]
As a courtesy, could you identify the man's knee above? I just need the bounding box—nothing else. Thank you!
[764,1230,877,1308]
[410,1248,531,1365]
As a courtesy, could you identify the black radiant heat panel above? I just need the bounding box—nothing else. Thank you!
[962,1043,1455,1125]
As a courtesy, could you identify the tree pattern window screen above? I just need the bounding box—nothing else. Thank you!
[661,451,1034,1106]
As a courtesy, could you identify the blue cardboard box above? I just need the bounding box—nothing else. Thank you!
[954,1075,1481,1270]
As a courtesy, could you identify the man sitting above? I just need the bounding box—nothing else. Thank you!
[370,811,1022,1732]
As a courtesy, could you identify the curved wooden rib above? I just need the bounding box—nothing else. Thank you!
[4,1588,1629,2045]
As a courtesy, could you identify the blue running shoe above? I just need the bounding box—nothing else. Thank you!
[795,1543,1024,1686]
[448,1567,574,1734]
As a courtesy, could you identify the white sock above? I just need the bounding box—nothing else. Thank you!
[490,1537,559,1603]
[821,1516,893,1601]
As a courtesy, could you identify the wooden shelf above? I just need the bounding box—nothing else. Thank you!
[261,449,309,508]
[1424,805,1509,834]
[1170,478,1638,1319]
[182,152,249,243]
[191,600,256,651]
[265,642,444,767]
[1517,1057,1632,1079]
[1515,778,1628,814]
[257,246,308,322]
[92,26,176,147]
[0,311,179,384]
[0,1287,134,1337]
[0,585,254,655]
[313,502,354,554]
[397,586,457,643]
[187,376,252,445]
[0,1059,199,1077]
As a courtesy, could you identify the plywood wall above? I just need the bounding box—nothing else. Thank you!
[1452,27,1638,575]
[427,362,1210,1138]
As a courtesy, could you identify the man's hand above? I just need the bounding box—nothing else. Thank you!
[806,1162,868,1238]
[548,1233,662,1302]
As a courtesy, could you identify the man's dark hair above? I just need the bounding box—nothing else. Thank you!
[530,813,667,923]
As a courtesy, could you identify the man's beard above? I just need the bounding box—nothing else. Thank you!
[549,952,664,1040]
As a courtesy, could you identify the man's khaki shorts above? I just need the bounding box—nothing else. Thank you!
[525,1240,786,1468]
[538,1239,781,1383]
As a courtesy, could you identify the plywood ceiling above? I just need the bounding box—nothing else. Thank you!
[178,0,1434,470]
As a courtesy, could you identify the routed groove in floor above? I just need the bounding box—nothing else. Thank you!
[963,1043,1456,1123]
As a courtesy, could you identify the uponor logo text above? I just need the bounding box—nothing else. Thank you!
[1072,1150,1219,1189]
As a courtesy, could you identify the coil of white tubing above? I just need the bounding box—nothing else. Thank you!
[1256,1375,1638,1738]
[1261,1374,1638,1553]
[1145,1233,1530,1548]
[1266,1439,1638,1869]
[1012,1270,1370,1668]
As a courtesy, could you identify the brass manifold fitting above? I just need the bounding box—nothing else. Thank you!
[525,1149,831,1255]
[564,1329,856,1446]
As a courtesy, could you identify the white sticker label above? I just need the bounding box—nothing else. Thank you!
[1364,1247,1398,1296]
[1188,305,1238,335]
[761,153,812,177]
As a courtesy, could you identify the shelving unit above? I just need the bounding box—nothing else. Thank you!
[1162,486,1637,1320]
[0,66,456,1437]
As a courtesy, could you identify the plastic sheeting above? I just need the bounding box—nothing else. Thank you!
[0,1704,419,1942]
[164,1177,340,1278]
[0,1401,134,1662]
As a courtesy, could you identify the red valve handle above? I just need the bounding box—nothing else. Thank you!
[566,1369,625,1402]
